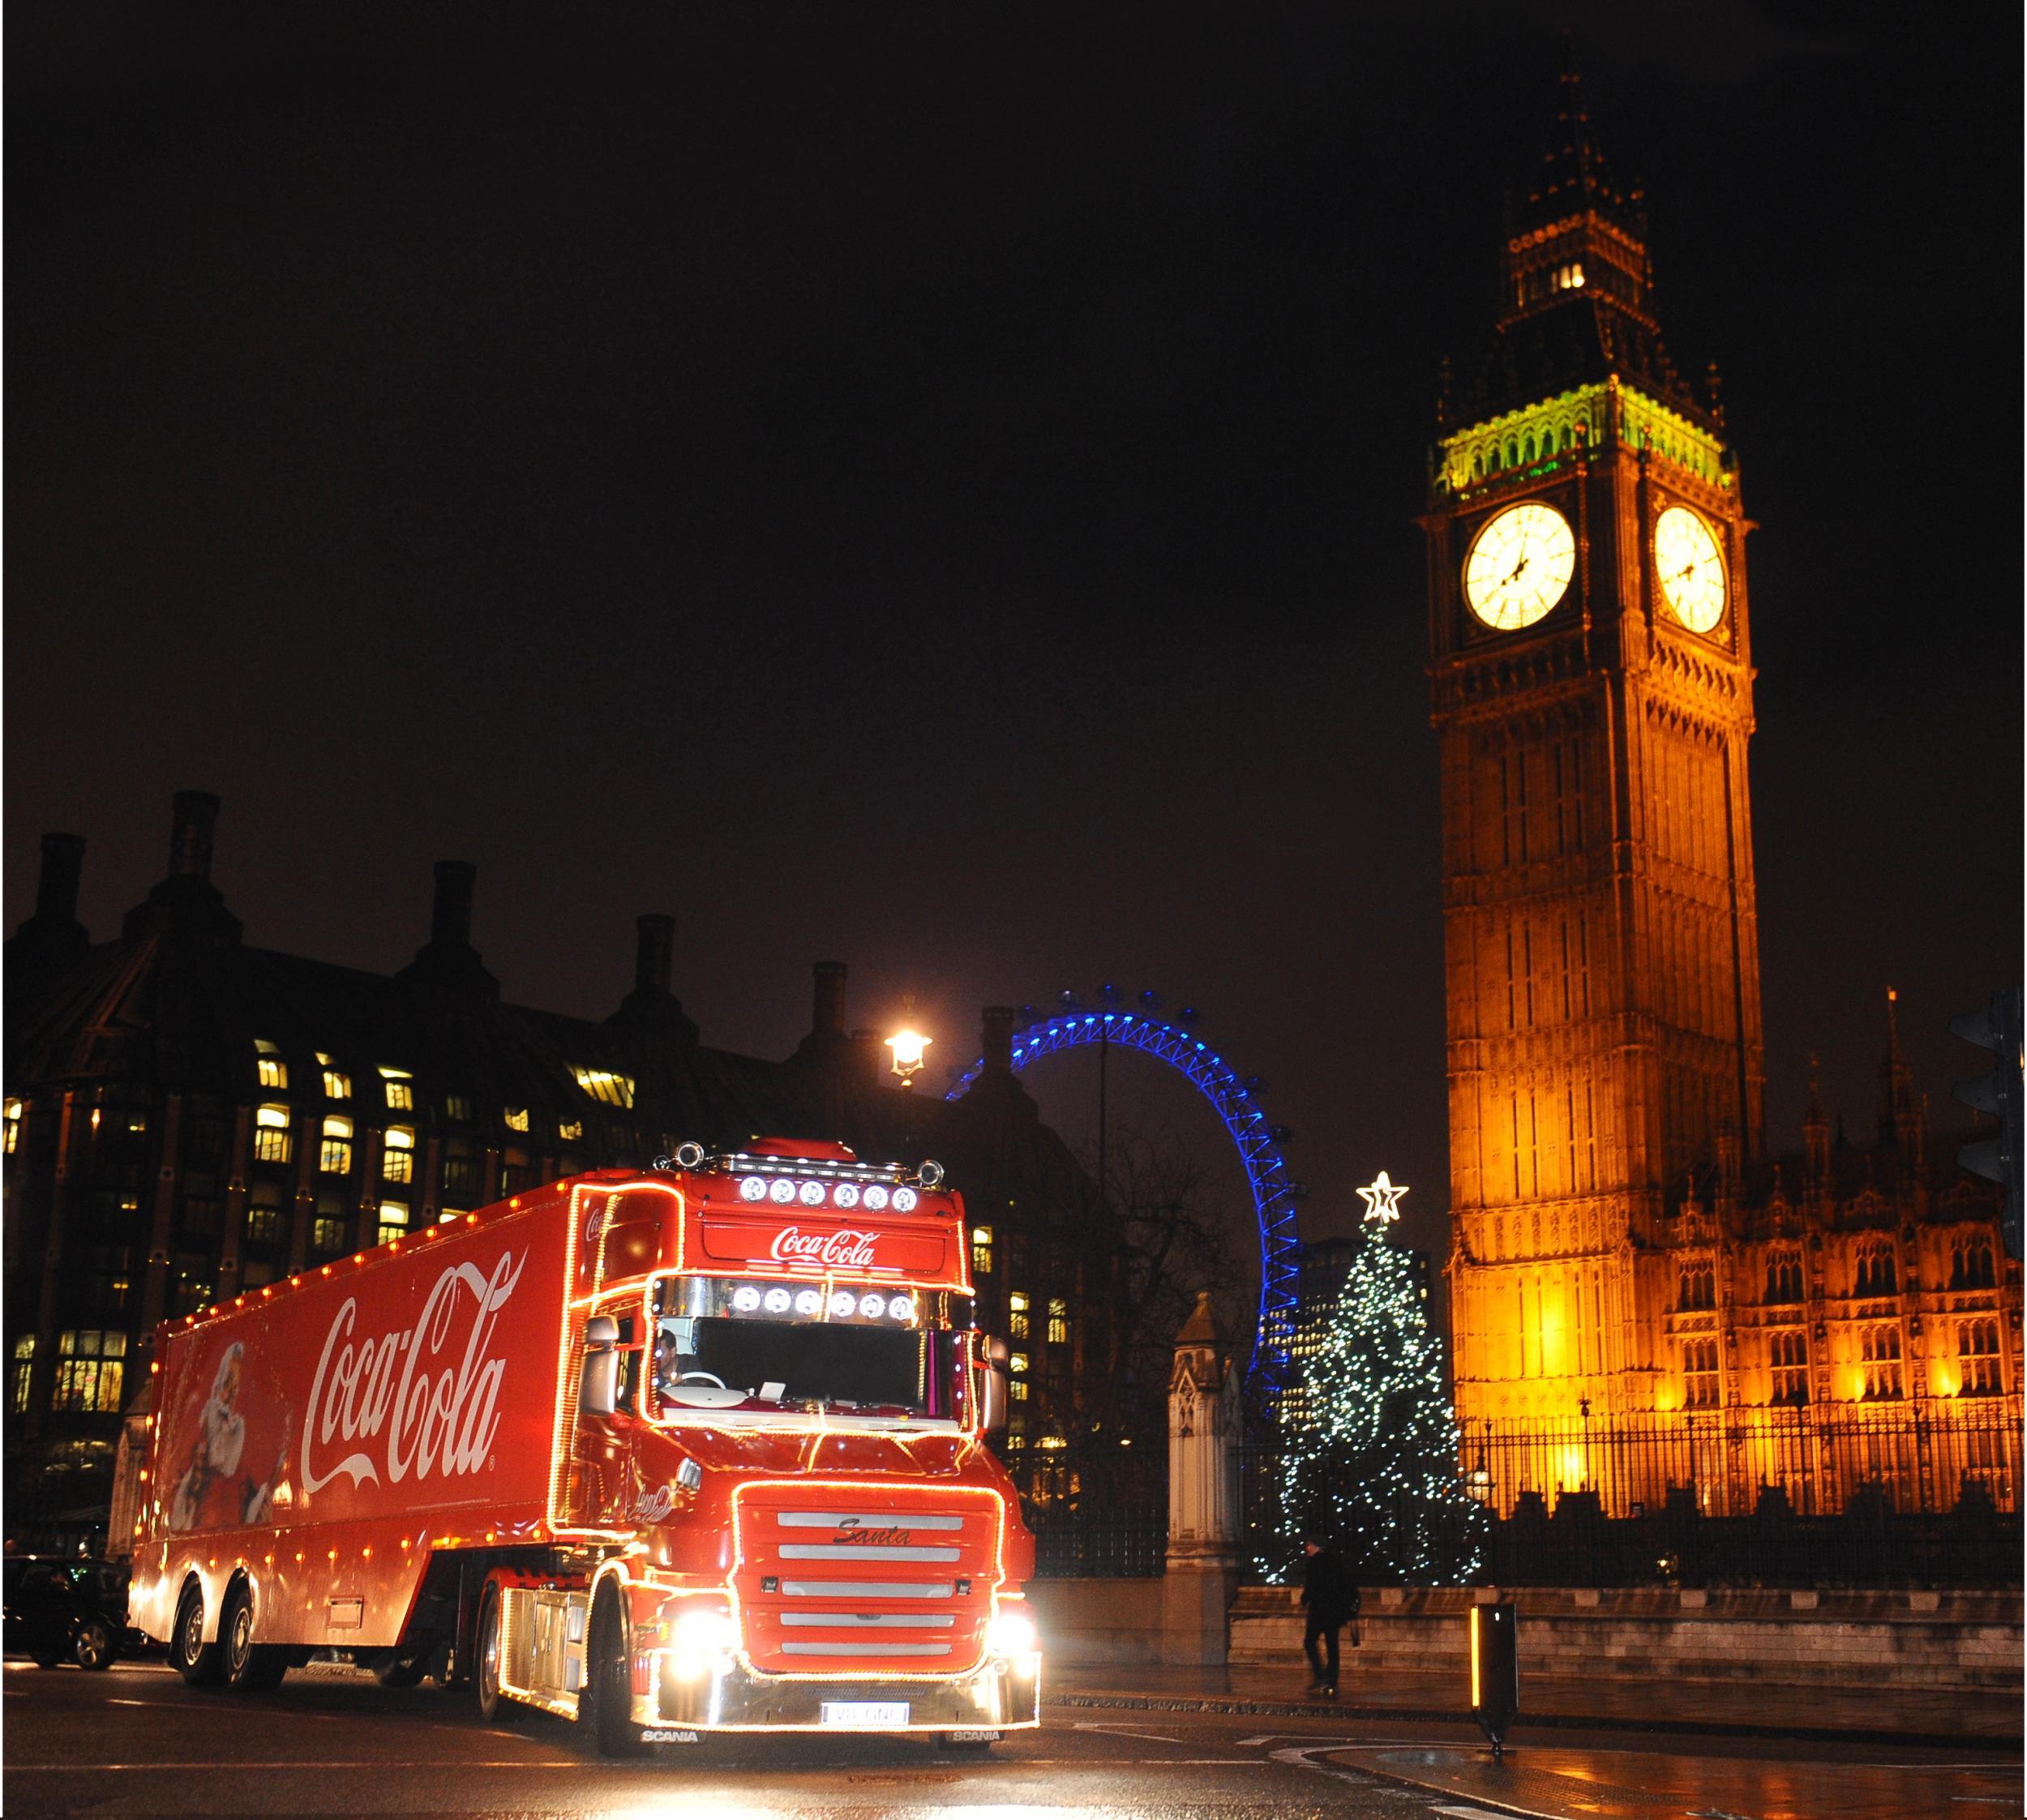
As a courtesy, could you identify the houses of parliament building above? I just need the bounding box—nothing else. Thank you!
[1425,62,2019,1518]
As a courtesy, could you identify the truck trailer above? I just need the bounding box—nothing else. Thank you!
[126,1137,1038,1752]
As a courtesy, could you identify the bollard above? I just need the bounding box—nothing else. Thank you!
[1468,1600,1519,1760]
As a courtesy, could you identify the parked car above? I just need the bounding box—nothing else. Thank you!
[2,1555,135,1669]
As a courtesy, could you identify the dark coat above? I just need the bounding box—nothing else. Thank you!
[1301,1546,1358,1628]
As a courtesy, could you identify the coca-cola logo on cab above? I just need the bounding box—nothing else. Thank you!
[300,1250,526,1495]
[769,1227,878,1270]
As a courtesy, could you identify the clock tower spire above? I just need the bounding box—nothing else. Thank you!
[1426,54,1764,1428]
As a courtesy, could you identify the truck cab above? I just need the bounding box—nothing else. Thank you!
[484,1138,1037,1749]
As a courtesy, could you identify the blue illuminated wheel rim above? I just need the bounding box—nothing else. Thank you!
[948,1004,1301,1387]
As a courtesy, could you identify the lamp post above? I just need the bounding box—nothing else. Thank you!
[885,1026,931,1087]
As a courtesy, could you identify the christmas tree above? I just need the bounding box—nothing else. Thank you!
[1269,1175,1484,1583]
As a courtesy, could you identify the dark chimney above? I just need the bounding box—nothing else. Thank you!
[396,859,496,997]
[636,914,674,996]
[35,833,85,926]
[983,1005,1017,1075]
[169,791,221,881]
[812,962,848,1038]
[430,861,477,949]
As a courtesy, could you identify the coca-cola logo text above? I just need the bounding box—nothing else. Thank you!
[300,1250,526,1495]
[768,1227,878,1270]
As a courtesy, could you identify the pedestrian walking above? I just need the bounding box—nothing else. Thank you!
[1299,1530,1357,1698]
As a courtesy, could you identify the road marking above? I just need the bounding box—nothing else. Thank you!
[1237,1732,1275,1745]
[8,1762,585,1771]
[1432,1809,1519,1819]
[1073,1721,1182,1743]
[108,1698,152,1707]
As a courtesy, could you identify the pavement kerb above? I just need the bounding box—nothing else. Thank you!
[1047,1687,2021,1753]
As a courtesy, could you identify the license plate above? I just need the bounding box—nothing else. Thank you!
[821,1701,911,1728]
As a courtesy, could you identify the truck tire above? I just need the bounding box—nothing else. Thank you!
[74,1618,118,1671]
[581,1587,647,1758]
[220,1581,287,1692]
[475,1585,521,1725]
[171,1583,221,1686]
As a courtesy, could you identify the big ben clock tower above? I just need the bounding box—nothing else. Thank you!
[1426,57,1765,1428]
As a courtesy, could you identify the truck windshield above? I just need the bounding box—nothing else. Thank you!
[649,1280,964,1420]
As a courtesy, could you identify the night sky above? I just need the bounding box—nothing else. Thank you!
[9,5,2020,1286]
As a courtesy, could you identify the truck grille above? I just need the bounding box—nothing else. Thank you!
[734,1493,1000,1675]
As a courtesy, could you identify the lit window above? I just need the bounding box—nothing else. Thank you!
[323,1069,352,1101]
[1008,1291,1030,1340]
[379,1068,414,1111]
[559,1120,583,1142]
[1682,1338,1719,1407]
[319,1116,354,1175]
[1959,1319,2003,1395]
[10,1335,33,1413]
[1555,261,1586,290]
[255,1039,288,1091]
[244,1193,283,1245]
[50,1330,126,1414]
[1047,1297,1069,1346]
[1861,1325,1903,1399]
[572,1068,636,1109]
[3,1099,20,1155]
[378,1202,409,1245]
[504,1107,530,1133]
[1009,1380,1029,1402]
[444,1095,474,1123]
[253,1105,293,1164]
[383,1127,415,1184]
[312,1216,347,1254]
[971,1225,994,1275]
[1769,1331,1808,1403]
[126,1111,148,1135]
[1008,1352,1029,1377]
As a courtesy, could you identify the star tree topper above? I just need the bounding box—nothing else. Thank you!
[1357,1171,1408,1226]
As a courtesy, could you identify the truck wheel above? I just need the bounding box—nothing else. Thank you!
[171,1583,221,1686]
[475,1585,521,1725]
[582,1588,647,1758]
[74,1619,117,1671]
[220,1581,287,1692]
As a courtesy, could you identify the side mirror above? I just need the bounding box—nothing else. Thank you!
[979,1335,1009,1436]
[580,1315,620,1416]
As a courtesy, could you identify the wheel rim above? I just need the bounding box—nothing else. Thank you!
[230,1604,252,1673]
[78,1625,106,1668]
[181,1601,203,1668]
[480,1602,500,1704]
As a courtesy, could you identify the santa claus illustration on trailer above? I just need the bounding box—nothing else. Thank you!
[168,1342,292,1532]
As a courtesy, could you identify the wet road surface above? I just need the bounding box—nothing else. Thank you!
[4,1657,2018,1818]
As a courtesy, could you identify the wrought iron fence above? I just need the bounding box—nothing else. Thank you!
[999,1441,1168,1578]
[1457,1396,2023,1521]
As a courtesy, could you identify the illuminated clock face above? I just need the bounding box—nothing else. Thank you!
[1463,502,1575,632]
[1654,505,1726,634]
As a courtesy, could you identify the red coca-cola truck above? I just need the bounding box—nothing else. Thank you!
[126,1138,1036,1751]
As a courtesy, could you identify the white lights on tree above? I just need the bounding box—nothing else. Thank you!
[1356,1171,1408,1226]
[1269,1205,1482,1586]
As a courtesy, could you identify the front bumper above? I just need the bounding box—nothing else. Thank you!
[643,1649,1041,1733]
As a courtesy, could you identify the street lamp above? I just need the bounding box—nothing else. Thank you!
[885,1026,931,1086]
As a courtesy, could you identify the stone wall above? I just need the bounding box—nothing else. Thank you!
[1026,1578,1167,1665]
[1228,1585,2024,1692]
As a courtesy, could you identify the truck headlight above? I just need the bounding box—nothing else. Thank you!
[984,1608,1035,1658]
[668,1606,739,1679]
